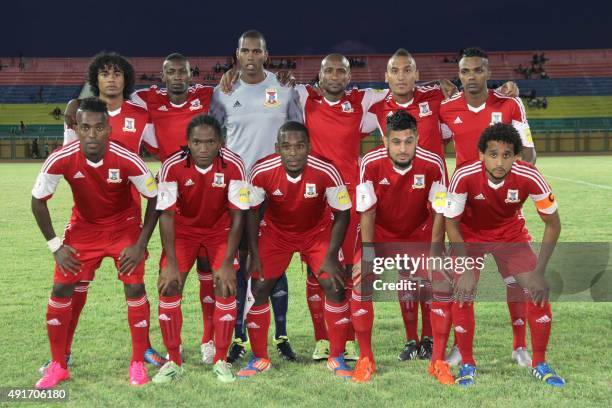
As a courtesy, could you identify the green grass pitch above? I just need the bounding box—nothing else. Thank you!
[0,156,611,407]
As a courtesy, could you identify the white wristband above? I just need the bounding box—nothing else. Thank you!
[47,237,62,253]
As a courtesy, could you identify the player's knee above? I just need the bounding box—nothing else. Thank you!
[124,283,145,298]
[160,280,182,297]
[51,283,75,298]
[252,280,274,305]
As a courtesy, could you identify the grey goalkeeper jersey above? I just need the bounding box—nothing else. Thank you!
[211,71,303,171]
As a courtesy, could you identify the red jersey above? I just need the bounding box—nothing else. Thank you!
[131,84,214,161]
[157,148,248,230]
[32,141,157,228]
[368,86,447,157]
[439,90,534,167]
[445,160,557,241]
[297,85,386,187]
[63,100,156,154]
[249,154,352,235]
[357,146,447,240]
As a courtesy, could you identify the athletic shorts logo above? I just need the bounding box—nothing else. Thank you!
[122,117,136,132]
[412,174,425,189]
[491,112,503,124]
[419,102,432,117]
[189,98,203,111]
[212,173,226,188]
[505,189,520,203]
[107,169,122,183]
[304,183,318,198]
[264,88,279,107]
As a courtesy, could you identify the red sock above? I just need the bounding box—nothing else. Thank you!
[399,300,419,342]
[350,291,374,361]
[506,283,528,350]
[527,302,552,367]
[451,301,476,365]
[420,281,433,338]
[344,277,355,342]
[324,299,350,358]
[246,303,270,359]
[65,282,88,355]
[46,297,73,368]
[213,296,237,362]
[430,299,453,362]
[198,270,215,344]
[159,295,183,365]
[306,274,328,341]
[127,295,150,362]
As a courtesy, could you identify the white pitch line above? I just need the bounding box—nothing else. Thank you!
[545,175,612,191]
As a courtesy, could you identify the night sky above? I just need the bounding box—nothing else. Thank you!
[3,0,610,58]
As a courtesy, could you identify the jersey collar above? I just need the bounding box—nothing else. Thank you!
[195,163,213,175]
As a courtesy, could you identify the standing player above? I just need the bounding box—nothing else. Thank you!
[131,53,214,161]
[352,111,448,383]
[441,123,564,387]
[153,115,248,383]
[211,30,303,362]
[32,98,159,388]
[440,48,536,367]
[57,52,165,369]
[237,122,353,378]
[132,53,222,364]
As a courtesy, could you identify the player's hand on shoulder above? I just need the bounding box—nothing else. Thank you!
[158,262,180,295]
[214,261,237,298]
[118,244,146,275]
[275,70,295,87]
[53,244,81,276]
[219,68,240,94]
[439,79,459,99]
[496,81,520,97]
[64,99,80,129]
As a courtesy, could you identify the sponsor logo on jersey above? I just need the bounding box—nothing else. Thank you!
[73,171,85,179]
[304,183,318,198]
[474,193,485,200]
[233,100,242,108]
[412,174,425,189]
[454,116,463,124]
[272,189,283,196]
[264,88,279,107]
[157,105,168,111]
[122,117,136,132]
[189,98,203,111]
[341,101,354,113]
[418,102,432,117]
[107,169,122,183]
[212,173,226,188]
[185,178,195,186]
[379,177,390,185]
[505,189,520,203]
[491,112,503,124]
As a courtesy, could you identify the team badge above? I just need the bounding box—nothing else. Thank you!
[189,98,203,111]
[264,88,280,107]
[122,117,136,132]
[341,101,354,113]
[212,173,226,188]
[304,183,318,198]
[412,174,425,189]
[505,189,520,203]
[107,169,122,183]
[491,112,503,124]
[418,102,432,117]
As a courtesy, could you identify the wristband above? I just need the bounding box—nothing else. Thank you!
[47,237,62,253]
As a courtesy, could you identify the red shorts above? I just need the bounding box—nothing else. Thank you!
[54,220,146,285]
[254,223,342,280]
[159,226,238,273]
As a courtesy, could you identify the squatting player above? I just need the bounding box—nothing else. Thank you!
[352,111,448,383]
[440,123,564,387]
[237,122,353,379]
[153,115,249,383]
[32,98,159,388]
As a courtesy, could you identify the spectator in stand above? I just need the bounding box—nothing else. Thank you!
[51,106,62,120]
[194,65,200,77]
[31,138,39,159]
[20,121,27,134]
[44,142,49,158]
